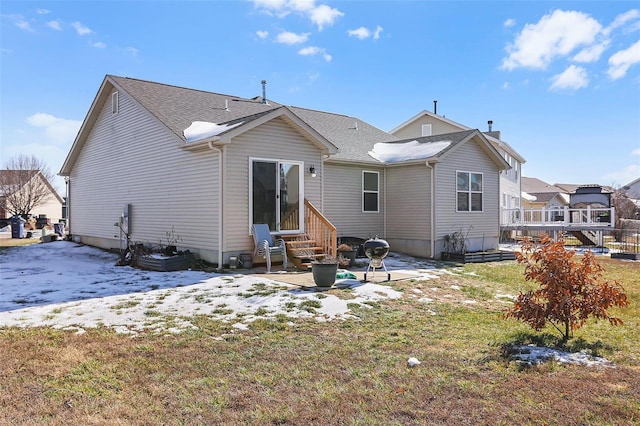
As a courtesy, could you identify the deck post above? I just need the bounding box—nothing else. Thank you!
[564,206,569,226]
[587,205,591,224]
[610,207,615,227]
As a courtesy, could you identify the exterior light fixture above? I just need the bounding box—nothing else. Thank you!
[309,165,317,178]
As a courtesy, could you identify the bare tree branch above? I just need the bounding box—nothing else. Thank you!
[0,154,56,217]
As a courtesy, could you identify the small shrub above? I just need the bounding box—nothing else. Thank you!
[506,235,630,341]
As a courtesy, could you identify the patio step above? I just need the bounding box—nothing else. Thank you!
[282,234,328,270]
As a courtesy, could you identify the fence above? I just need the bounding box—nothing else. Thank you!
[500,227,640,255]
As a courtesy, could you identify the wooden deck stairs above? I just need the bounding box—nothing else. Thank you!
[282,234,327,270]
[570,230,598,246]
[280,199,337,270]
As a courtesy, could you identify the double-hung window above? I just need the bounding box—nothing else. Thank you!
[362,171,379,213]
[456,171,483,212]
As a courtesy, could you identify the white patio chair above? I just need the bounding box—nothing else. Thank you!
[252,224,287,273]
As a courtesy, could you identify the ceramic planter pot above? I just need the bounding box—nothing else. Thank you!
[312,262,338,287]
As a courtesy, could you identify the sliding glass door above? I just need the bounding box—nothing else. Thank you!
[251,159,303,233]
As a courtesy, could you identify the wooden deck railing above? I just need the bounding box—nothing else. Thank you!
[304,199,337,257]
[501,206,615,228]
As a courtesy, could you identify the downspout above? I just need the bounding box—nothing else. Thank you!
[208,140,224,271]
[383,168,387,238]
[425,162,435,258]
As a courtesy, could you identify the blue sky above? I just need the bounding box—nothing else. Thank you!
[1,0,639,193]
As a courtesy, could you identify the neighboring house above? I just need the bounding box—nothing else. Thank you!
[623,177,640,199]
[0,170,64,222]
[521,177,569,210]
[389,108,525,214]
[60,75,510,264]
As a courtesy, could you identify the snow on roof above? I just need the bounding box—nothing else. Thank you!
[521,191,537,202]
[368,140,451,163]
[183,120,244,143]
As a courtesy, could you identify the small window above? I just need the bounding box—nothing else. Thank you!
[112,91,119,114]
[363,171,379,212]
[456,171,483,212]
[421,124,432,136]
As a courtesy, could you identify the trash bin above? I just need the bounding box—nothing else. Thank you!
[11,217,25,239]
[239,253,253,269]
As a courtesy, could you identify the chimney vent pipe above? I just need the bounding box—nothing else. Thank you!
[261,80,268,105]
[488,120,493,132]
[433,100,438,115]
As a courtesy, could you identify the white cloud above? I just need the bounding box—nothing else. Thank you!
[252,0,343,29]
[572,41,609,62]
[549,65,589,90]
[310,4,343,30]
[256,30,269,39]
[501,10,602,70]
[348,25,383,40]
[92,41,106,48]
[253,0,287,10]
[36,9,50,15]
[502,82,510,89]
[26,113,82,146]
[16,19,34,32]
[632,148,640,156]
[71,21,93,36]
[47,20,62,31]
[298,46,331,62]
[604,9,640,36]
[348,26,370,40]
[373,25,383,40]
[288,0,315,12]
[602,164,640,186]
[276,31,309,44]
[504,18,516,28]
[124,47,139,56]
[607,40,640,80]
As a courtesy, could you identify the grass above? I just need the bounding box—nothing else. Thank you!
[1,257,639,425]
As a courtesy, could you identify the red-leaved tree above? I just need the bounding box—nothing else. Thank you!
[506,235,630,341]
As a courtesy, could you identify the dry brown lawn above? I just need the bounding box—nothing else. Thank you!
[1,257,639,425]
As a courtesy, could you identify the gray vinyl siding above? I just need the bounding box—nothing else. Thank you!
[323,163,384,239]
[392,117,462,139]
[69,88,221,260]
[434,140,501,253]
[385,164,433,257]
[386,164,431,239]
[224,117,323,253]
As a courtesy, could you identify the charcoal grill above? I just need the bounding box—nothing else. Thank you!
[363,236,390,281]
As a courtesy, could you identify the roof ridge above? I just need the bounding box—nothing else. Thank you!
[108,75,261,103]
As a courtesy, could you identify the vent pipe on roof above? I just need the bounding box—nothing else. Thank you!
[224,99,229,111]
[433,100,437,115]
[261,80,268,105]
[488,120,493,132]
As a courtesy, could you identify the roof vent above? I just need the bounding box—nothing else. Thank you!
[433,100,437,115]
[488,120,493,131]
[353,121,359,130]
[261,80,268,105]
[224,99,229,112]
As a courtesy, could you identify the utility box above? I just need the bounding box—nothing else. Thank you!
[229,256,239,269]
[239,253,253,269]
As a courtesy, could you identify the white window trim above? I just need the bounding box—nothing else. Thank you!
[112,91,119,115]
[456,170,484,212]
[362,170,380,213]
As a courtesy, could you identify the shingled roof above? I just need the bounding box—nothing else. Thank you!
[63,75,509,173]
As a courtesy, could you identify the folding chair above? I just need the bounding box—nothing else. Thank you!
[252,224,287,273]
